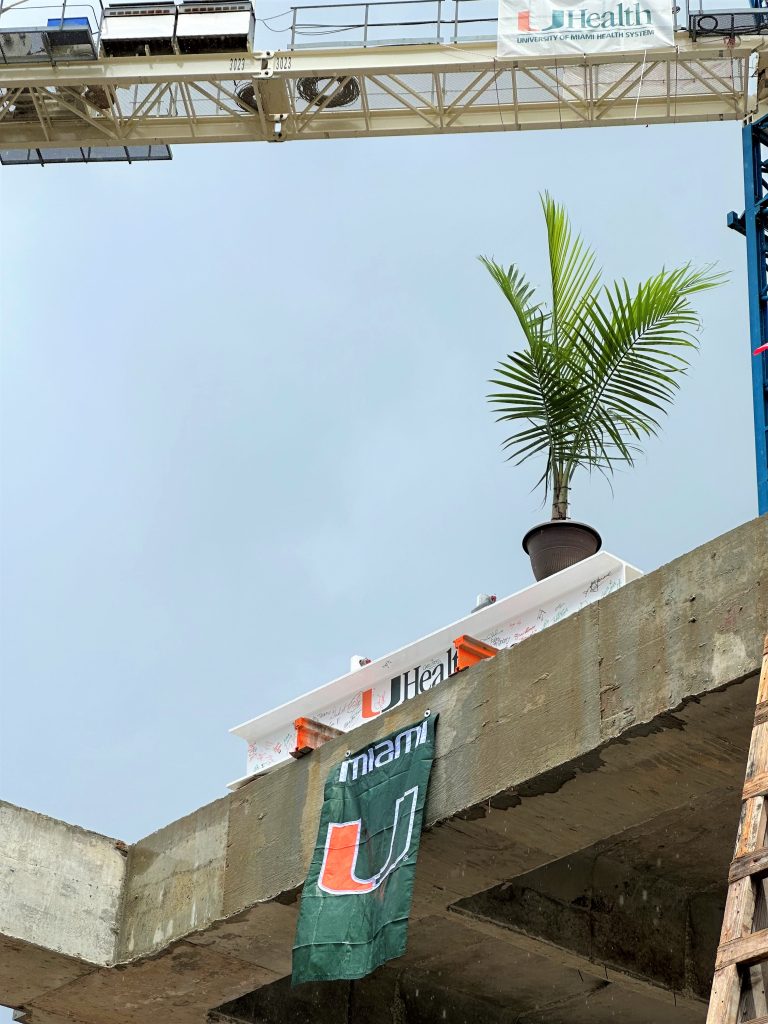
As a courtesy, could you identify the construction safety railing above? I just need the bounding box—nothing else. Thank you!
[287,0,496,49]
[0,0,104,63]
[281,0,756,50]
[1,0,763,57]
[689,5,768,38]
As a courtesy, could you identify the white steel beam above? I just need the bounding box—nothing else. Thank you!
[0,36,761,151]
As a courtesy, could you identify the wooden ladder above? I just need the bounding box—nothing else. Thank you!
[708,635,768,1024]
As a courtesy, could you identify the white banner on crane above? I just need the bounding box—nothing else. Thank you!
[498,0,674,56]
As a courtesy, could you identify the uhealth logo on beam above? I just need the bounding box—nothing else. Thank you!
[360,648,457,719]
[516,2,653,31]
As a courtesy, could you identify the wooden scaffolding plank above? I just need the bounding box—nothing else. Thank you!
[706,634,768,1024]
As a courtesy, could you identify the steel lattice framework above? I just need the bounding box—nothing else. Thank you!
[0,36,762,150]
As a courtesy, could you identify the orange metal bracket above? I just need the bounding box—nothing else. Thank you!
[453,634,499,672]
[290,717,344,759]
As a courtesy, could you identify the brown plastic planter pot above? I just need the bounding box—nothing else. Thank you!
[522,521,602,581]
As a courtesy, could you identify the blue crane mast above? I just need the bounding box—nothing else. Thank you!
[730,113,768,514]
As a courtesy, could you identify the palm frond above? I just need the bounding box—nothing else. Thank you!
[565,263,726,474]
[478,255,545,350]
[488,333,587,499]
[540,192,602,350]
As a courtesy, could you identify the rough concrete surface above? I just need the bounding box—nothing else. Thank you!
[0,803,125,964]
[2,515,767,1024]
[118,797,229,958]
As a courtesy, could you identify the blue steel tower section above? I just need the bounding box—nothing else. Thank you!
[729,116,768,515]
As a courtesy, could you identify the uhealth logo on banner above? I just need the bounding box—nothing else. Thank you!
[497,0,674,56]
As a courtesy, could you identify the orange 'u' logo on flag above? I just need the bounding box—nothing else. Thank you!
[317,787,419,895]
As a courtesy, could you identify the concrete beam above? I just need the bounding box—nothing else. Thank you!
[3,516,767,1024]
[0,803,125,1008]
[451,816,725,1009]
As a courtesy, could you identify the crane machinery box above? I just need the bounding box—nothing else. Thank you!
[228,551,641,788]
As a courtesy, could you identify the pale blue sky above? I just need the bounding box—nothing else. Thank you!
[0,117,755,851]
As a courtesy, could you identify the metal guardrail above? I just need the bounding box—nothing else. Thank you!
[1,0,765,57]
[0,0,104,61]
[689,5,768,36]
[0,0,103,25]
[283,0,765,50]
[287,0,496,48]
[0,143,172,162]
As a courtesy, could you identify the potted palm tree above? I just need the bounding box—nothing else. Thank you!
[481,194,723,582]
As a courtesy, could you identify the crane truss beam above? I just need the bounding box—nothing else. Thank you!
[0,38,758,149]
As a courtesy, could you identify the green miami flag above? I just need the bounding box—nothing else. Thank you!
[292,713,438,985]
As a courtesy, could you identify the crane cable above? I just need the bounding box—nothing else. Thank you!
[633,48,648,119]
[674,43,679,122]
[492,57,506,131]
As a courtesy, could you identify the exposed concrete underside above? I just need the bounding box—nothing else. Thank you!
[2,516,767,1024]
